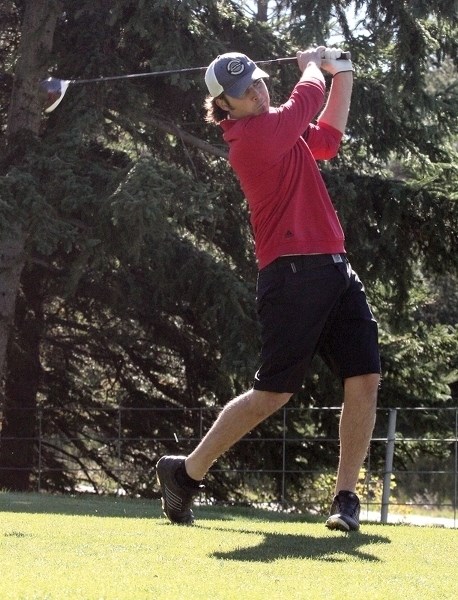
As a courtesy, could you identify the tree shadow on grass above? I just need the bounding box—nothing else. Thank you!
[200,525,390,563]
[0,491,162,519]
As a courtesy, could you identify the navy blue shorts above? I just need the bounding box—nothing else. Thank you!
[254,254,381,393]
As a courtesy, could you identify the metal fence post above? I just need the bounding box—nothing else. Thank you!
[281,407,287,508]
[381,408,397,524]
[37,408,43,493]
[454,408,457,526]
[117,405,122,494]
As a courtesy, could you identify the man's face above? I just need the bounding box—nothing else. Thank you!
[217,79,270,119]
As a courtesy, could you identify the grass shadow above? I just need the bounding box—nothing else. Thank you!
[201,524,390,563]
[0,492,245,521]
[0,492,316,523]
[0,491,162,519]
[0,492,272,522]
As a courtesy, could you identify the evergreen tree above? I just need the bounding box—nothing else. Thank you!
[0,1,456,507]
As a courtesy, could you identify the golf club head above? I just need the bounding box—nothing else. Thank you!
[40,77,70,113]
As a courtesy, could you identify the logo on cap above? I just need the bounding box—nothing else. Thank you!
[226,59,245,76]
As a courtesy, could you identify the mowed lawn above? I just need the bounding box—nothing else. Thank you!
[0,492,456,600]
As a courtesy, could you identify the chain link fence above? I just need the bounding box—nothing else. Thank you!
[1,406,457,527]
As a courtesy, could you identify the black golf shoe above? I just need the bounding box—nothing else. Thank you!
[156,455,203,524]
[325,490,361,532]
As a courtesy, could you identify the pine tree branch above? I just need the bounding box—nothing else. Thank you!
[148,115,229,160]
[106,109,228,161]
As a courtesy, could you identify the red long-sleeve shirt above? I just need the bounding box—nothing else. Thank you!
[220,75,346,269]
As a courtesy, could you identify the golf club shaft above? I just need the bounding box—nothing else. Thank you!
[69,53,351,85]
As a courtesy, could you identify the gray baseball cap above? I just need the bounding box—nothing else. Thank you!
[205,52,269,98]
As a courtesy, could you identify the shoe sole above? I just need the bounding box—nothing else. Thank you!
[325,515,359,532]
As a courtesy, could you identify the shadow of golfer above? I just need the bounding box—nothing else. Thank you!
[202,526,390,563]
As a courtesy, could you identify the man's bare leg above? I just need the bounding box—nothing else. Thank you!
[335,373,379,493]
[325,373,379,531]
[156,389,291,524]
[185,389,292,481]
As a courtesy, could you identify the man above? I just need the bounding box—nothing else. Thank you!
[156,47,380,532]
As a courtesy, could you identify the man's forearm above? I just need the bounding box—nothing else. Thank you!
[317,72,353,134]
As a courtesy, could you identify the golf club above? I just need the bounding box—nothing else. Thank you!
[39,51,351,113]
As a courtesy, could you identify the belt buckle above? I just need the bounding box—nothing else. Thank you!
[332,254,343,263]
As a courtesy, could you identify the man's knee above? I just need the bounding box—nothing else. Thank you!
[247,388,292,419]
[344,373,380,404]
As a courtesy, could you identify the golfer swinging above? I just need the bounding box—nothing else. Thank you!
[157,47,380,532]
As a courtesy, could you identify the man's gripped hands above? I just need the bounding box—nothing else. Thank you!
[296,47,353,76]
[296,46,326,72]
[321,47,354,76]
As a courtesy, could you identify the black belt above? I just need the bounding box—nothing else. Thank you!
[261,253,347,273]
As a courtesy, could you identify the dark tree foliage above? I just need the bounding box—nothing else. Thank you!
[0,1,457,507]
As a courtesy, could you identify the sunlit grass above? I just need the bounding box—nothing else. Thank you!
[0,492,457,599]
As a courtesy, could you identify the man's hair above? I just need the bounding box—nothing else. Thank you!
[204,95,228,125]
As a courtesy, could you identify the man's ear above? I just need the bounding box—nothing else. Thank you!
[215,96,230,112]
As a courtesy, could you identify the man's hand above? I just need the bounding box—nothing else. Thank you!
[296,46,326,73]
[321,48,354,76]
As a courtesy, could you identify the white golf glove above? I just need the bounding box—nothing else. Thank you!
[321,47,354,76]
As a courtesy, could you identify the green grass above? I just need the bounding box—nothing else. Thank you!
[0,492,457,600]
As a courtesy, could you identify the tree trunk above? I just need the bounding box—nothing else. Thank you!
[6,0,62,135]
[257,0,269,22]
[0,0,61,489]
[0,265,44,490]
[0,231,26,394]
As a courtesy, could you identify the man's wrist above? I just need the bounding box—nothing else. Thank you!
[299,62,324,84]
